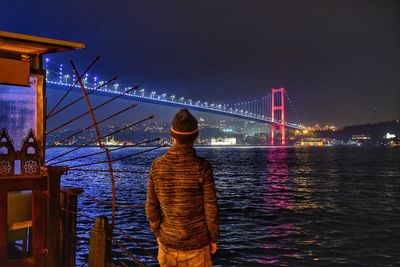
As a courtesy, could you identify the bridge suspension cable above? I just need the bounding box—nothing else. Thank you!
[284,90,301,124]
[228,94,272,118]
[44,60,304,129]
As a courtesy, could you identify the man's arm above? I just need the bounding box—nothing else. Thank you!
[202,161,219,244]
[145,163,161,237]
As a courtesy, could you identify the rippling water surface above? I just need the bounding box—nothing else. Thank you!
[47,147,400,266]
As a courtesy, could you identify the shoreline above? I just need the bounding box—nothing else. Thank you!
[46,145,296,148]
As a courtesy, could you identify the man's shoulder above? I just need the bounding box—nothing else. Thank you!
[155,150,172,161]
[196,155,209,165]
[151,150,175,166]
[152,153,166,166]
[153,150,209,165]
[191,155,211,170]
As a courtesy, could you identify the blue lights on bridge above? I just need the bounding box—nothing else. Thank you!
[45,61,304,130]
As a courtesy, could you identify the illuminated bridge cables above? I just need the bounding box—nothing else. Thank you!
[229,95,270,117]
[284,90,301,124]
[45,115,155,164]
[47,75,118,119]
[48,138,160,165]
[46,84,140,135]
[47,56,100,117]
[46,103,138,149]
[261,93,272,118]
[46,68,63,77]
[262,94,271,117]
[66,145,165,169]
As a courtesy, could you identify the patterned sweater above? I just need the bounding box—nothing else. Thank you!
[145,144,219,250]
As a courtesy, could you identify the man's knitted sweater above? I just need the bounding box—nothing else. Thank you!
[145,144,219,250]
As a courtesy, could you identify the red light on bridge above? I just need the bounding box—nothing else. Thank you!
[271,88,286,146]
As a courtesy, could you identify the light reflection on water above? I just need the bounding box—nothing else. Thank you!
[46,146,400,266]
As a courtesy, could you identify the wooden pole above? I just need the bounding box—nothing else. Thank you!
[88,216,112,267]
[60,187,84,267]
[47,166,66,267]
[0,190,7,264]
[32,188,47,266]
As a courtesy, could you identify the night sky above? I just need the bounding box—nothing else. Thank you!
[2,0,399,127]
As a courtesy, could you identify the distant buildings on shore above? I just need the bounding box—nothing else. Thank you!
[46,118,400,147]
[210,137,237,146]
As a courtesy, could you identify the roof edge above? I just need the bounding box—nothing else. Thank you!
[0,31,85,52]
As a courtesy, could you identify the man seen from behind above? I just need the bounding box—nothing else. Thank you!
[146,109,219,267]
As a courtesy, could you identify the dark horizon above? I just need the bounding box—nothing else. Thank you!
[2,0,399,127]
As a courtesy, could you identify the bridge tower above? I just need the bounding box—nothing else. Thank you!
[271,87,286,145]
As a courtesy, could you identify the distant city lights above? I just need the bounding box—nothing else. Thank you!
[384,132,396,139]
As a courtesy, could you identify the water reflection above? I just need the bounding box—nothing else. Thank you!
[265,148,292,210]
[259,148,322,266]
[46,147,400,266]
[258,148,297,265]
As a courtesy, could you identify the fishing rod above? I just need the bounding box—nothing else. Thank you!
[67,145,164,169]
[49,138,160,165]
[68,169,149,174]
[46,103,138,149]
[45,115,155,163]
[47,75,118,119]
[46,84,140,135]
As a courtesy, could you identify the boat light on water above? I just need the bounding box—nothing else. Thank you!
[295,138,333,147]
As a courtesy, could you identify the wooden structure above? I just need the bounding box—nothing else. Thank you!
[0,31,84,267]
[60,187,84,267]
[88,216,112,267]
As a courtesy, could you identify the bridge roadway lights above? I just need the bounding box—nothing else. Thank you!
[46,74,303,132]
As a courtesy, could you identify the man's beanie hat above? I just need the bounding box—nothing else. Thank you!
[170,109,198,138]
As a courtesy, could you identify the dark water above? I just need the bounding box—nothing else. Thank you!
[47,147,400,266]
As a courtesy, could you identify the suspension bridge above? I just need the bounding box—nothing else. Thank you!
[45,60,304,145]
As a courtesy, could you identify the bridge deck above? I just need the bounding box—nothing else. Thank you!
[47,81,303,130]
